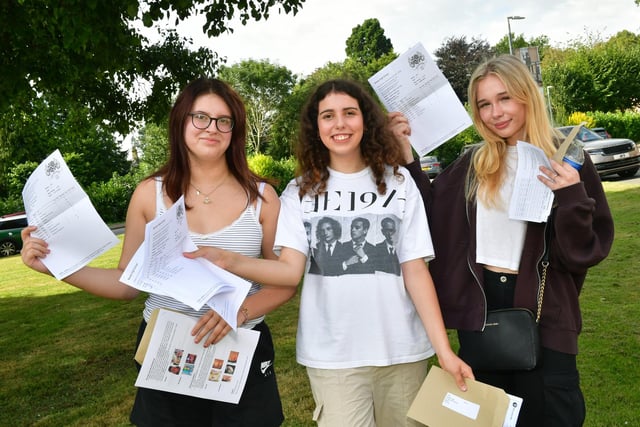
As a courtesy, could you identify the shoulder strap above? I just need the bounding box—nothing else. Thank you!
[254,182,266,218]
[154,177,165,217]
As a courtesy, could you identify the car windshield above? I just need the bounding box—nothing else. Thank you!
[558,127,603,143]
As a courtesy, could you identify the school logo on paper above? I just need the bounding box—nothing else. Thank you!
[408,51,425,69]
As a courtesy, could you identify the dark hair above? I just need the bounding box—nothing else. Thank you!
[316,217,342,241]
[381,217,395,228]
[352,217,370,231]
[296,79,403,197]
[153,77,264,207]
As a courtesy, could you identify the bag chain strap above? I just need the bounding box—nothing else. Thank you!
[536,261,548,323]
[536,210,553,324]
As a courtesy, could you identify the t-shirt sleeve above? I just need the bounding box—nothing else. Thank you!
[274,180,310,256]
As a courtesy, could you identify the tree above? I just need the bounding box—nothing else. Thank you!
[217,60,297,154]
[0,0,306,135]
[542,30,640,115]
[434,36,494,104]
[131,122,170,176]
[345,18,394,65]
[0,95,130,197]
[494,34,550,59]
[494,33,528,55]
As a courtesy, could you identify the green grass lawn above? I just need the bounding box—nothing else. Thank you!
[1,179,638,426]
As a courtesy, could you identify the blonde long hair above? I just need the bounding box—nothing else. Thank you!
[466,55,558,206]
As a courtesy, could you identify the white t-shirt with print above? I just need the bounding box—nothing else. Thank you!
[275,165,435,369]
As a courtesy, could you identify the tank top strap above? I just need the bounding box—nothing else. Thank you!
[254,182,266,218]
[154,177,165,216]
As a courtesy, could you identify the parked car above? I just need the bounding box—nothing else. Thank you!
[590,127,611,139]
[419,155,442,178]
[556,126,640,178]
[0,212,28,257]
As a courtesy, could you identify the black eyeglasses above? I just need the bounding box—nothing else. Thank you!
[188,113,235,133]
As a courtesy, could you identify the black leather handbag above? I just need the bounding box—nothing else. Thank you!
[458,216,552,372]
[458,307,542,371]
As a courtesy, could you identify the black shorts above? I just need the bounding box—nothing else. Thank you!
[129,320,284,427]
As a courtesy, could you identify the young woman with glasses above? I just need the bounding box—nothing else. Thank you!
[21,77,294,426]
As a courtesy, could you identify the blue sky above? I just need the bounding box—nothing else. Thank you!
[172,0,640,76]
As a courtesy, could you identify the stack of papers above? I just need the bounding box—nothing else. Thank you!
[134,309,259,403]
[120,196,251,329]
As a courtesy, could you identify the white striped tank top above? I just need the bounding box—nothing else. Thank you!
[141,178,266,329]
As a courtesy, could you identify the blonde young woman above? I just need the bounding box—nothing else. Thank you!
[21,78,295,426]
[187,79,473,427]
[393,55,614,426]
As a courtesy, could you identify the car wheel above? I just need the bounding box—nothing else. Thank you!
[618,167,639,179]
[0,239,18,257]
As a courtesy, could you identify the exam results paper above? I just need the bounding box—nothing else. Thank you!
[120,196,251,329]
[509,141,555,223]
[135,308,259,403]
[21,149,119,279]
[368,42,472,156]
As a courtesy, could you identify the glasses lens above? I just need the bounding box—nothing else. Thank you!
[216,117,234,133]
[191,113,211,129]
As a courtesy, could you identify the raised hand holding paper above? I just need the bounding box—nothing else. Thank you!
[368,42,472,156]
[21,149,119,279]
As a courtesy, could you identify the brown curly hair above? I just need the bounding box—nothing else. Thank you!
[295,79,404,197]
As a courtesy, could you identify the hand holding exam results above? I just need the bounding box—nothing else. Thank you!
[368,42,473,157]
[368,42,555,223]
[120,195,251,330]
[22,149,119,280]
[22,150,251,330]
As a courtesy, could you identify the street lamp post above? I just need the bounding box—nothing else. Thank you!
[507,15,525,55]
[546,86,554,125]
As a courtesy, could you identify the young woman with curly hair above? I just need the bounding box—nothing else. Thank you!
[188,78,472,426]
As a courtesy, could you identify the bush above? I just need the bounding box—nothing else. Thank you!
[567,110,640,142]
[588,110,640,142]
[87,172,141,223]
[248,154,297,195]
[567,112,596,128]
[0,196,24,216]
[431,125,481,167]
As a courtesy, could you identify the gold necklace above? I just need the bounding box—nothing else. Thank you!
[190,178,226,204]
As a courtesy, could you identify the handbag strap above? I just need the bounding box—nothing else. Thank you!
[536,211,554,322]
[536,259,548,323]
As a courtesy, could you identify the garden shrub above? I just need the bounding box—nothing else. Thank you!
[567,110,640,142]
[248,154,297,195]
[87,172,141,223]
